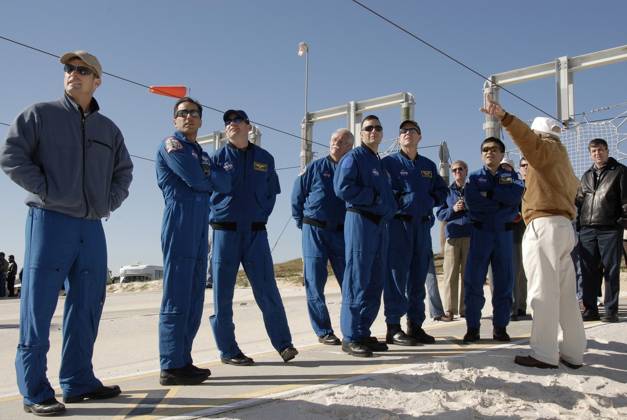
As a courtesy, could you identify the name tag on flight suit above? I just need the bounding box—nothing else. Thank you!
[254,162,268,172]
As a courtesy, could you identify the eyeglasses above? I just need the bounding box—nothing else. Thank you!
[399,127,420,134]
[175,109,201,119]
[482,146,500,153]
[451,167,465,173]
[64,64,94,76]
[362,125,383,132]
[225,117,245,126]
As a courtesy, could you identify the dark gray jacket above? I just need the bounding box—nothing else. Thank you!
[0,95,133,219]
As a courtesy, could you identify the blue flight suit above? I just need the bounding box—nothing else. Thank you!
[291,156,346,337]
[209,142,293,358]
[382,152,448,326]
[333,145,396,342]
[463,166,524,329]
[156,131,230,370]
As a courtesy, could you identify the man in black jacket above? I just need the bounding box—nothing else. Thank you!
[576,138,627,323]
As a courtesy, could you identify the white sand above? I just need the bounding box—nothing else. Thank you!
[215,323,627,420]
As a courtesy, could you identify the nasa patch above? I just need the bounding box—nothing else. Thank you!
[165,137,183,153]
[400,169,409,177]
[421,170,432,178]
[223,161,234,172]
[323,171,331,178]
[372,168,380,176]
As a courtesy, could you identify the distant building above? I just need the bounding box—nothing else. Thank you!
[119,264,164,283]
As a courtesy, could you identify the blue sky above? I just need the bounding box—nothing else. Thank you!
[1,0,626,274]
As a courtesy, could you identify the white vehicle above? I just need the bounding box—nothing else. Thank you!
[119,264,163,283]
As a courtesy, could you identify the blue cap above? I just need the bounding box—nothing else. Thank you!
[223,109,249,123]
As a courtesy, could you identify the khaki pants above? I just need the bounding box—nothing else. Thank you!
[523,216,586,365]
[441,236,469,316]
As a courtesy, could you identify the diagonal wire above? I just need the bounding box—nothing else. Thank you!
[0,34,329,148]
[349,0,560,122]
[271,214,294,253]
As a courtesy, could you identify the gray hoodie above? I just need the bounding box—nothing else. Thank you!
[0,95,133,219]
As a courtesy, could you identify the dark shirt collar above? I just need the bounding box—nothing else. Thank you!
[360,143,378,157]
[227,140,254,151]
[399,149,418,161]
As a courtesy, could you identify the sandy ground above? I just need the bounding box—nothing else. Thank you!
[214,322,627,420]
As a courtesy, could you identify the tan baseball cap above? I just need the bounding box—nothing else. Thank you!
[59,50,102,78]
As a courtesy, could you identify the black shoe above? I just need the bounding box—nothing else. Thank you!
[24,397,66,416]
[160,366,209,386]
[187,363,211,376]
[407,320,436,344]
[600,313,619,323]
[559,357,583,369]
[493,327,511,342]
[462,328,480,343]
[63,385,121,403]
[362,336,389,351]
[318,333,341,345]
[386,324,417,346]
[280,346,299,362]
[408,327,435,344]
[581,309,600,321]
[514,355,557,369]
[221,353,254,366]
[341,340,373,357]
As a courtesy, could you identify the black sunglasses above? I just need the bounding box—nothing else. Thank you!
[225,117,245,126]
[451,167,465,173]
[175,109,201,118]
[362,125,383,132]
[64,63,94,76]
[400,127,420,134]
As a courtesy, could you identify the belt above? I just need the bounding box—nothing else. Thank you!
[302,217,344,231]
[347,208,382,225]
[472,221,514,231]
[210,222,266,231]
[392,214,430,223]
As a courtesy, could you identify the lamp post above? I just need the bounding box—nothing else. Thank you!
[298,41,313,172]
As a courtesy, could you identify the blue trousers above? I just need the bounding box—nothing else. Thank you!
[16,208,107,405]
[340,212,388,342]
[579,226,622,315]
[463,226,514,329]
[302,223,344,337]
[384,219,431,326]
[210,229,292,358]
[159,199,209,369]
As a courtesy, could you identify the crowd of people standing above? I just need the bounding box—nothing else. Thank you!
[0,49,624,416]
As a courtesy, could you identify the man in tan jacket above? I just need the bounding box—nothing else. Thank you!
[481,95,586,369]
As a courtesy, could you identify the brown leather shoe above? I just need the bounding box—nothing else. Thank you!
[514,355,557,369]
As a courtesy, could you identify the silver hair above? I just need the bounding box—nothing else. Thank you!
[331,128,354,143]
[451,159,468,170]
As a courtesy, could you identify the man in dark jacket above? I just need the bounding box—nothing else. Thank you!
[0,50,132,415]
[576,138,627,323]
[7,255,17,298]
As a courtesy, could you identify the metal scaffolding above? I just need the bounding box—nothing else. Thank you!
[483,44,627,138]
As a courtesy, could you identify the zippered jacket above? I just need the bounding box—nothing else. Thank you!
[576,157,627,228]
[0,95,133,219]
[209,141,280,224]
